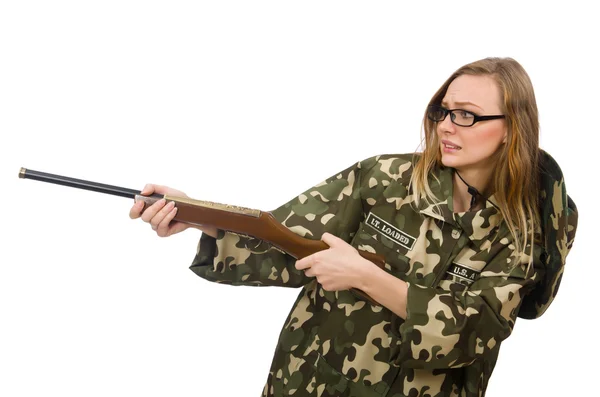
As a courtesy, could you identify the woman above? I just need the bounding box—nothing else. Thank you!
[129,57,578,397]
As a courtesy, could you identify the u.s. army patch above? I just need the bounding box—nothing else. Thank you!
[447,262,480,284]
[365,212,416,250]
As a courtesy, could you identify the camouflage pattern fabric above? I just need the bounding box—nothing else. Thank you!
[518,150,578,319]
[190,152,577,397]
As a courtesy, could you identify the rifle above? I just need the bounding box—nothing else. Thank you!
[19,167,384,305]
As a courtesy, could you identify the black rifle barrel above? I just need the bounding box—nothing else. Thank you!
[19,168,162,200]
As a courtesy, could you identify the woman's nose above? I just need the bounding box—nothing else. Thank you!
[438,112,456,134]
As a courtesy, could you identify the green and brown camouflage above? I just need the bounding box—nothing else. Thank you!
[518,150,578,319]
[190,151,577,397]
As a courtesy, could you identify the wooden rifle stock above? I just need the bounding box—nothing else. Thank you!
[19,167,384,305]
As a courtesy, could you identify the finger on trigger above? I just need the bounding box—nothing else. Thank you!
[295,257,308,270]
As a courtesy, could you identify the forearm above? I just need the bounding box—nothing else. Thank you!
[357,263,408,319]
[191,230,312,287]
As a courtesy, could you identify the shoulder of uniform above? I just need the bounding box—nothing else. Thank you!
[355,153,421,186]
[358,153,420,169]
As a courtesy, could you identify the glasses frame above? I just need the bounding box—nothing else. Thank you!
[427,104,505,127]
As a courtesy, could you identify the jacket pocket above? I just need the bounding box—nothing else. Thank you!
[350,222,411,275]
[281,349,350,396]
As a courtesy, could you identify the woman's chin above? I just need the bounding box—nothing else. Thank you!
[441,154,462,168]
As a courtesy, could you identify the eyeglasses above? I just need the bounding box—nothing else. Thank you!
[427,104,505,127]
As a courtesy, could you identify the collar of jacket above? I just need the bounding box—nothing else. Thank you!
[417,166,504,247]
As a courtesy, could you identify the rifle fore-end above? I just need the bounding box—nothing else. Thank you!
[135,194,261,217]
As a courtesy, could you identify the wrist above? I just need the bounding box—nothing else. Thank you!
[354,256,379,291]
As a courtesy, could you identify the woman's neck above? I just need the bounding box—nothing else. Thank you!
[452,167,494,213]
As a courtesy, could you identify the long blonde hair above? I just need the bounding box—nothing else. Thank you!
[411,57,540,261]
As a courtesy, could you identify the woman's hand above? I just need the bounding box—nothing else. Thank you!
[129,184,217,238]
[297,232,408,317]
[295,233,375,291]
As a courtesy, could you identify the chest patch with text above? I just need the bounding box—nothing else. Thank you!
[365,212,416,250]
[447,263,481,284]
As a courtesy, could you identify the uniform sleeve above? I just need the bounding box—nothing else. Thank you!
[518,150,578,319]
[189,157,377,287]
[518,189,578,318]
[394,244,542,370]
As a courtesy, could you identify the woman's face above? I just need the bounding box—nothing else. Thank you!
[437,74,507,173]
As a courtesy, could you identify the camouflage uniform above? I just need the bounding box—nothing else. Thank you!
[190,151,577,397]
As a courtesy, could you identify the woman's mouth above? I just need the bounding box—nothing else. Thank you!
[442,141,462,152]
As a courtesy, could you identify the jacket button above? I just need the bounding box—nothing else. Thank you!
[452,229,461,239]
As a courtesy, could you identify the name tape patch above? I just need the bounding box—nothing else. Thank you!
[447,263,481,284]
[365,212,416,250]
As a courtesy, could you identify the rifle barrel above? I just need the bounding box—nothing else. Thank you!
[19,168,162,199]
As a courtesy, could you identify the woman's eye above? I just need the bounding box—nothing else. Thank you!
[459,110,474,119]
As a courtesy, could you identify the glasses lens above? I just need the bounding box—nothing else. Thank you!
[451,110,475,126]
[427,105,446,121]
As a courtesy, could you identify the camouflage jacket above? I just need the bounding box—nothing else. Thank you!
[190,152,577,397]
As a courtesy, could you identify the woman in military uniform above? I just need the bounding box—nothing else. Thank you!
[129,57,578,397]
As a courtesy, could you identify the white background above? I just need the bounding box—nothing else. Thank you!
[1,1,597,396]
